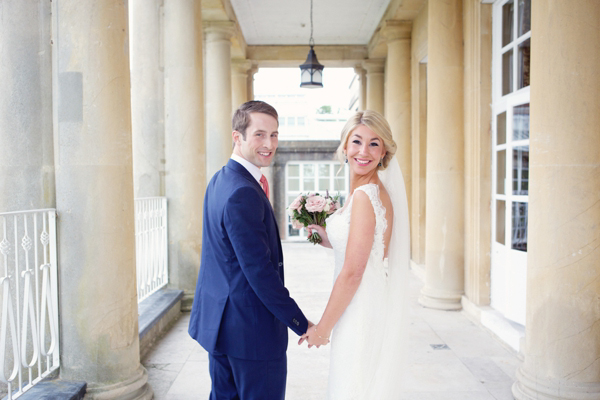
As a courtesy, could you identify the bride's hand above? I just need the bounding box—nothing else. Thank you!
[307,224,332,248]
[299,325,330,348]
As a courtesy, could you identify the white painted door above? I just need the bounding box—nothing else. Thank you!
[490,0,531,326]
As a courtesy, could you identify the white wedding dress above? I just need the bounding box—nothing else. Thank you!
[325,159,410,399]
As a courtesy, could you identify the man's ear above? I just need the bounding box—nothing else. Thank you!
[232,130,240,146]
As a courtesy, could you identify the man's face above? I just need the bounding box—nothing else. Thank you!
[233,112,279,168]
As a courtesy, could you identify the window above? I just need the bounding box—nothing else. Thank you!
[285,161,348,239]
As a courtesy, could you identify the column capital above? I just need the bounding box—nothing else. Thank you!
[381,20,412,42]
[203,20,236,41]
[363,59,385,74]
[354,65,366,76]
[231,58,252,75]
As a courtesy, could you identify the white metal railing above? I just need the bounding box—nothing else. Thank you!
[0,209,60,400]
[134,197,168,302]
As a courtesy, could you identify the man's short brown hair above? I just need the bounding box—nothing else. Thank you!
[232,101,279,140]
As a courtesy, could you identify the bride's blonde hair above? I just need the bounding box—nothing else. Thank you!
[336,110,397,170]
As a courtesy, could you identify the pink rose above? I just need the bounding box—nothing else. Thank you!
[288,194,304,213]
[291,218,304,230]
[305,195,327,213]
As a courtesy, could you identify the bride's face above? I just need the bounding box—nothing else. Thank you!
[345,125,386,176]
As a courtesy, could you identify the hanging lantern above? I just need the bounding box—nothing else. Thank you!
[300,0,324,88]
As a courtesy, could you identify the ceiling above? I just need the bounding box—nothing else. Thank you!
[202,0,427,63]
[229,0,392,46]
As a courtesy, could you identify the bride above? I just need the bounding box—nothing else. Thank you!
[300,110,410,399]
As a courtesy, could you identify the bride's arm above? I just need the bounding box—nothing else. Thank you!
[301,190,375,347]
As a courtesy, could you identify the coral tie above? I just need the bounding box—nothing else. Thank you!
[260,175,269,200]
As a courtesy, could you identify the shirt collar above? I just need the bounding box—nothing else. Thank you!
[230,154,262,183]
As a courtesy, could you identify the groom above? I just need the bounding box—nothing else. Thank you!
[189,100,310,399]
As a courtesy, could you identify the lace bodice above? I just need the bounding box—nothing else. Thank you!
[326,183,388,280]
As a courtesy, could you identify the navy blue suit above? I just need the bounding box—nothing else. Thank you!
[189,159,308,399]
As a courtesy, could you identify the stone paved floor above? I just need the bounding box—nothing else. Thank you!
[143,242,519,399]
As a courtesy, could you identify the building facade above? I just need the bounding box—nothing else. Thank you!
[0,0,598,399]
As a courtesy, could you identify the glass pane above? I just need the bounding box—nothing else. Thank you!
[502,50,514,96]
[511,202,528,251]
[502,0,514,47]
[334,177,345,191]
[297,116,306,126]
[304,179,315,191]
[288,224,300,237]
[318,164,330,178]
[288,178,299,191]
[497,112,507,145]
[319,179,330,191]
[287,116,295,127]
[278,117,285,126]
[288,164,299,177]
[518,0,531,36]
[512,145,529,195]
[518,39,531,89]
[497,150,506,194]
[513,104,530,140]
[303,164,315,177]
[496,200,506,245]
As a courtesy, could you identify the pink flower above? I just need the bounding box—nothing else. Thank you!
[324,198,335,214]
[305,195,327,213]
[288,194,304,213]
[291,218,304,230]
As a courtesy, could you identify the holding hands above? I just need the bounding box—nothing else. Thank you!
[299,324,331,348]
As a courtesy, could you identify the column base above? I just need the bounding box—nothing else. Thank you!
[418,285,463,310]
[512,365,600,400]
[85,366,153,400]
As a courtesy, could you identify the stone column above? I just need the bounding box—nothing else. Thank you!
[129,0,165,198]
[353,66,367,111]
[247,64,258,101]
[204,21,235,179]
[462,0,492,307]
[383,20,412,220]
[53,1,152,398]
[418,0,464,310]
[164,0,205,310]
[363,59,385,114]
[513,2,600,399]
[0,0,54,212]
[231,59,252,114]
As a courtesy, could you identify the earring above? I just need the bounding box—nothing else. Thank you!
[345,157,348,163]
[378,159,383,167]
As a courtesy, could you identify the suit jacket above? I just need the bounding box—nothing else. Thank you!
[189,159,308,360]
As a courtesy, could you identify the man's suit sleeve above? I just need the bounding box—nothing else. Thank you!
[224,186,309,336]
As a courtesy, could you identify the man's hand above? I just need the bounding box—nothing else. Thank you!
[298,320,315,346]
[298,324,330,348]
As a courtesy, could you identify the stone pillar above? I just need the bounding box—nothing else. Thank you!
[231,59,252,114]
[363,59,385,114]
[53,1,152,398]
[0,0,54,212]
[513,2,600,399]
[204,21,235,179]
[164,0,205,310]
[247,64,259,102]
[462,0,492,307]
[129,0,165,198]
[353,66,367,111]
[418,0,464,310]
[383,20,412,220]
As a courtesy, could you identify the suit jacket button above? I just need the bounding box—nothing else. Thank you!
[278,262,283,266]
[293,318,299,326]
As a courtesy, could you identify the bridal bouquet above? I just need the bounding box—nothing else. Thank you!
[287,191,341,244]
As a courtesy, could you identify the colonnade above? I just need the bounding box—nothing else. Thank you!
[1,0,598,398]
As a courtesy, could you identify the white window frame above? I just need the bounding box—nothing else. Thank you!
[285,161,349,240]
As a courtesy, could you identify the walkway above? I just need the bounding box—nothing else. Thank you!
[143,242,519,399]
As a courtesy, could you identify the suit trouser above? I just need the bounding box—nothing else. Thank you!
[208,351,287,400]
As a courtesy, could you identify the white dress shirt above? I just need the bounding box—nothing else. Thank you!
[230,154,262,184]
